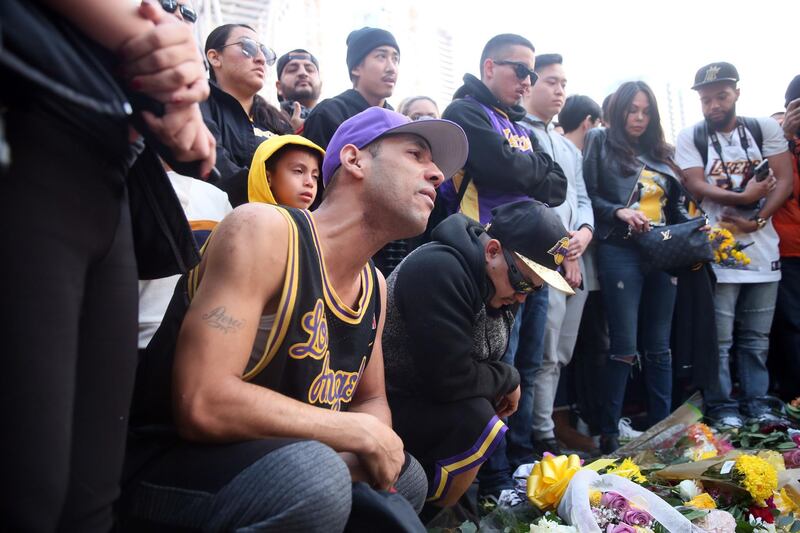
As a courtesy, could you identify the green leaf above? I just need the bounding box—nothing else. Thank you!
[777,441,799,449]
[458,522,478,533]
[741,436,750,447]
[681,509,708,520]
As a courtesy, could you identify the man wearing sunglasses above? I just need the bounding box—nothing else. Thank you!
[382,200,573,516]
[436,33,567,506]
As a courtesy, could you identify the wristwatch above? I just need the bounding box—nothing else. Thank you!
[750,214,768,230]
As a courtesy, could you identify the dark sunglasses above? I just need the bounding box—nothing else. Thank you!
[220,38,277,66]
[502,249,542,295]
[160,0,197,23]
[493,60,538,84]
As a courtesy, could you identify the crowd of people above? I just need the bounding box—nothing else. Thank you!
[2,0,800,531]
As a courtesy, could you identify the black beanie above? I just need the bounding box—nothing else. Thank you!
[345,27,399,72]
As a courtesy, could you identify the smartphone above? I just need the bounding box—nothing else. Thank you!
[753,159,770,182]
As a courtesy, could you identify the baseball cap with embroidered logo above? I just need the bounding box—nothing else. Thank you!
[485,200,575,295]
[692,62,739,90]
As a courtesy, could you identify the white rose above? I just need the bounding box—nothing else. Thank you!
[678,479,701,501]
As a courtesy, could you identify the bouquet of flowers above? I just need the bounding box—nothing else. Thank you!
[708,226,752,268]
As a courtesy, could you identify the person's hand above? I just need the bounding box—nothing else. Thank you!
[616,208,650,233]
[353,413,405,491]
[740,171,776,203]
[118,0,208,105]
[288,102,305,132]
[141,103,216,178]
[783,98,800,142]
[566,227,593,260]
[718,213,758,234]
[563,257,582,289]
[495,385,521,419]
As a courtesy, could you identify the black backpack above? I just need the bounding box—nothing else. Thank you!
[692,117,764,167]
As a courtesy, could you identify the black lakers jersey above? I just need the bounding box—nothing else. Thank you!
[131,206,380,431]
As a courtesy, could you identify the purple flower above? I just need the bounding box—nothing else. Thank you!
[601,492,630,514]
[783,448,800,468]
[623,508,653,526]
[606,525,636,533]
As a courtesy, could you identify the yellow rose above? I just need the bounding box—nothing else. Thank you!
[686,493,717,510]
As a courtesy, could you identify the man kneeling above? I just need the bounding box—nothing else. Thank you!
[122,107,467,531]
[383,200,574,513]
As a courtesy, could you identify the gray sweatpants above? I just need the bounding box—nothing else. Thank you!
[123,440,426,532]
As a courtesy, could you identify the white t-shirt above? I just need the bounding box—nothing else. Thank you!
[675,117,787,283]
[137,172,233,348]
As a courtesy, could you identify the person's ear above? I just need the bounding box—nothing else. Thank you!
[734,87,741,101]
[275,79,283,98]
[207,49,221,70]
[265,170,272,185]
[339,144,365,180]
[482,58,494,81]
[484,238,501,262]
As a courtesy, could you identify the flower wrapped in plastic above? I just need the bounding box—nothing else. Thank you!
[556,469,697,532]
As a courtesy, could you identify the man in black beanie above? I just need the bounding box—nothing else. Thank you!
[276,49,322,132]
[303,27,408,276]
[304,27,399,150]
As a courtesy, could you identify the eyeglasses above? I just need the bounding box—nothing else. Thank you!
[493,60,538,84]
[220,38,277,66]
[502,249,542,295]
[160,0,197,23]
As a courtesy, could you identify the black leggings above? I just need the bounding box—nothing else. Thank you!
[0,104,138,531]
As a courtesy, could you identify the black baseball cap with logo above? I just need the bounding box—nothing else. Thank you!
[486,200,574,294]
[692,62,740,90]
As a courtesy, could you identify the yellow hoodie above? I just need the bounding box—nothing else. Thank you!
[247,135,325,205]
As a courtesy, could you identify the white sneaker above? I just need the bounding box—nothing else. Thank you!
[716,415,743,428]
[618,418,643,440]
[496,488,524,508]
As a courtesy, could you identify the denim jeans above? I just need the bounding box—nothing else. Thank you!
[596,241,677,436]
[478,288,549,495]
[705,281,779,418]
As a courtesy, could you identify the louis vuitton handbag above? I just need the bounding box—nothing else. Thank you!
[632,216,714,272]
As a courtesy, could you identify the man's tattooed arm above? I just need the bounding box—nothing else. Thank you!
[201,306,246,334]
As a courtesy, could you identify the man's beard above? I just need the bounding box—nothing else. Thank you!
[285,83,320,104]
[706,105,737,131]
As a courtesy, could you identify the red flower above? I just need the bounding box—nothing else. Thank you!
[748,497,776,524]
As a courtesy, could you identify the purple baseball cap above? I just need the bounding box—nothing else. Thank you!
[321,107,468,186]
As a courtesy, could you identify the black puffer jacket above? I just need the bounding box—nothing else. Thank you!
[583,128,690,239]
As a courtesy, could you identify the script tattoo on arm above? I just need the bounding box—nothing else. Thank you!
[201,306,245,334]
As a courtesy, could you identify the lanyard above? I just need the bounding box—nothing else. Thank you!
[708,120,755,187]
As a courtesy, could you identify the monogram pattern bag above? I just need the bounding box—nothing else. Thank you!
[632,216,714,272]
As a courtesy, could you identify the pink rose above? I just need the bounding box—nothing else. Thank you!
[784,448,800,468]
[601,491,630,514]
[607,525,636,533]
[623,508,653,526]
[793,434,800,447]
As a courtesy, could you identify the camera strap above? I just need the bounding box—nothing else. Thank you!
[709,120,755,187]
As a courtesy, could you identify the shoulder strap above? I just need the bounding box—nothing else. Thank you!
[693,121,709,167]
[740,117,763,154]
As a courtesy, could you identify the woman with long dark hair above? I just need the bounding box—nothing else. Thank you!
[583,81,690,453]
[203,23,293,206]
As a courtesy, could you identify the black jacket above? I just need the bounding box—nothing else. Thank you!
[440,74,567,206]
[583,128,690,239]
[383,214,520,403]
[201,82,290,207]
[1,0,199,280]
[303,89,393,149]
